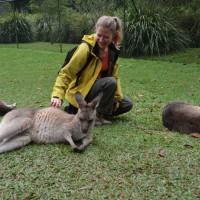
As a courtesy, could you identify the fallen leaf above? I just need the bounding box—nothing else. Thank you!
[158,149,165,157]
[188,93,194,96]
[184,144,193,148]
[65,156,70,160]
[191,133,200,138]
[104,184,110,189]
[146,130,154,135]
[134,168,143,175]
[79,185,93,191]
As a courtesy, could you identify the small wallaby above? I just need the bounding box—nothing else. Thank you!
[162,101,200,134]
[0,100,16,116]
[0,91,102,153]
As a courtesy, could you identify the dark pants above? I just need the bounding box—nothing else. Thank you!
[65,77,133,116]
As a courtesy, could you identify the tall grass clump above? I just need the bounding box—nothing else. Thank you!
[0,13,33,43]
[124,6,191,57]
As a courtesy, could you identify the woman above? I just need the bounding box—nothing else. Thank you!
[50,16,133,125]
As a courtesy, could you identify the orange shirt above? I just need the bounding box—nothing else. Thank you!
[97,52,108,79]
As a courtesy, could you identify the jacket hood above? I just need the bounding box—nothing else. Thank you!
[82,34,97,47]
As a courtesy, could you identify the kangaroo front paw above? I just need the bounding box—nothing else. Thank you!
[72,147,82,153]
[73,146,79,152]
[73,146,84,153]
[78,146,85,153]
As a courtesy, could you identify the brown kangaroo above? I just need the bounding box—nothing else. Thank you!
[0,91,102,153]
[162,101,200,134]
[0,100,16,116]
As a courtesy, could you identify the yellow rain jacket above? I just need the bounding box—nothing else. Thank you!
[51,34,123,108]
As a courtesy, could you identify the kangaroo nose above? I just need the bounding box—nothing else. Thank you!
[82,128,88,133]
[82,123,89,133]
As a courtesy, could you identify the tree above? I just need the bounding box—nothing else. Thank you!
[13,0,31,13]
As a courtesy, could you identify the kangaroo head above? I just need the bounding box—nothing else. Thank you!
[75,91,103,133]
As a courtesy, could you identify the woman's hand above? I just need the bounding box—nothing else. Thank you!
[50,98,62,108]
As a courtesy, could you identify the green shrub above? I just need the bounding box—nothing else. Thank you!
[124,6,191,57]
[175,2,200,48]
[0,14,33,43]
[34,16,51,42]
[32,9,93,44]
[61,10,94,43]
[25,14,38,42]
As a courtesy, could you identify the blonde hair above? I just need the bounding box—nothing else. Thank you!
[95,16,123,47]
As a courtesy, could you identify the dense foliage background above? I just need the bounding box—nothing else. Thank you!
[0,0,199,56]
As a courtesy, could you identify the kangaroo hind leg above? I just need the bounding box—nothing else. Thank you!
[0,117,32,142]
[0,135,32,153]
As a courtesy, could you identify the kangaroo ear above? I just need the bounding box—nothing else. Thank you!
[75,91,87,109]
[0,101,16,116]
[88,92,103,110]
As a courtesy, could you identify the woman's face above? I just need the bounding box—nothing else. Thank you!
[96,26,114,49]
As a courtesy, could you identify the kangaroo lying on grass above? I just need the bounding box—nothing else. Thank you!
[0,91,102,153]
[162,101,200,134]
[0,100,16,116]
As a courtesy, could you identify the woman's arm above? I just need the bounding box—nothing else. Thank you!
[51,43,91,104]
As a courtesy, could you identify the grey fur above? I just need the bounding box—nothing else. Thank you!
[0,92,102,153]
[162,101,200,134]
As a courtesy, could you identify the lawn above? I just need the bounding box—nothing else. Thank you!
[0,43,199,200]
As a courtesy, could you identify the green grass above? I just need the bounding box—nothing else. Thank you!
[0,42,199,200]
[141,48,200,64]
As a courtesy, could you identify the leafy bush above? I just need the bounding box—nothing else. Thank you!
[0,14,33,43]
[34,16,52,42]
[61,10,94,44]
[32,8,93,44]
[123,6,191,57]
[175,2,200,48]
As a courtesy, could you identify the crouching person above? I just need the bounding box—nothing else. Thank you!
[50,16,133,125]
